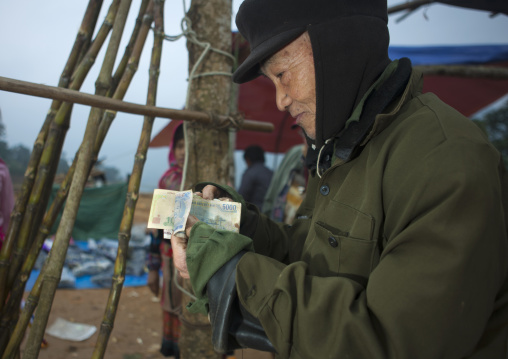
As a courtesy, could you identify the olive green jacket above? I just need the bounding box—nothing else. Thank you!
[235,70,508,358]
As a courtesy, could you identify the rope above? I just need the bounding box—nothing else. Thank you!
[173,267,197,301]
[316,139,332,178]
[160,0,238,192]
[206,111,245,130]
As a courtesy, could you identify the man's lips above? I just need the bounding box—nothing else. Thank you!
[292,112,303,124]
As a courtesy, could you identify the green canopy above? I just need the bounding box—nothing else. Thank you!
[49,182,128,240]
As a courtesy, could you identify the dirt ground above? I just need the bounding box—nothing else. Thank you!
[20,193,171,359]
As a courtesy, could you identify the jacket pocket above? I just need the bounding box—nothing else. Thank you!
[305,200,377,280]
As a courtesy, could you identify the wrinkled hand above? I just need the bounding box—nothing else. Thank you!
[195,185,232,202]
[171,214,200,279]
[147,270,159,296]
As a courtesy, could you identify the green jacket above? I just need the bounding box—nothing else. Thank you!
[234,70,508,358]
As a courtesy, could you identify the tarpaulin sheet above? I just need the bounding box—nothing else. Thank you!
[49,182,128,240]
[25,269,148,291]
[389,44,508,65]
[26,240,149,291]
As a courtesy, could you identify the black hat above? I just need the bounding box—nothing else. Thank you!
[233,0,388,84]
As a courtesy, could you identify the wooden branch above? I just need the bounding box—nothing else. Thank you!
[388,0,434,14]
[415,64,508,79]
[0,76,274,133]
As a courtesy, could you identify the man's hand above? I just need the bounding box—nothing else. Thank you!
[171,214,200,279]
[195,185,232,201]
[147,270,159,296]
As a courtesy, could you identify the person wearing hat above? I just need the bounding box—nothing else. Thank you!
[171,0,508,357]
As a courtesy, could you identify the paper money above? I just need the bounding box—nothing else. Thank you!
[147,189,241,239]
[174,190,193,235]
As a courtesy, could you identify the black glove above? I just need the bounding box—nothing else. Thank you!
[207,251,276,354]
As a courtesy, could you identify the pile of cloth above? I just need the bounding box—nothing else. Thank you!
[31,224,150,290]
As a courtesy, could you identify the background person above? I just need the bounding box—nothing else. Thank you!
[0,157,14,250]
[237,145,273,209]
[262,124,308,224]
[147,121,184,358]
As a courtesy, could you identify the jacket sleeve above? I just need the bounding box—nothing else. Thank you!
[194,181,313,263]
[234,140,508,358]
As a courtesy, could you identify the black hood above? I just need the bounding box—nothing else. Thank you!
[308,15,391,149]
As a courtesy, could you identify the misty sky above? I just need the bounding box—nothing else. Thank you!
[0,1,507,192]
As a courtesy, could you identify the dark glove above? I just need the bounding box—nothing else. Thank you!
[207,251,276,354]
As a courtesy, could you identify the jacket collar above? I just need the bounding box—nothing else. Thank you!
[360,68,423,146]
[307,58,415,175]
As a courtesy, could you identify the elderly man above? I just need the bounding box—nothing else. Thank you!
[172,0,508,358]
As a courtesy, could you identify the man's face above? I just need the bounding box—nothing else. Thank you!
[261,32,316,139]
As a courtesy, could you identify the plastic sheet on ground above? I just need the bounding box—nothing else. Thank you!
[26,224,150,291]
[46,317,97,341]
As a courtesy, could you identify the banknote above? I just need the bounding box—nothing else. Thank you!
[173,190,193,235]
[147,189,241,239]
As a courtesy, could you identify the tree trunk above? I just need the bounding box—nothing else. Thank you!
[179,0,233,358]
[184,0,233,188]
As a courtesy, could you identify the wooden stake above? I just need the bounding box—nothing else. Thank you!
[0,76,274,133]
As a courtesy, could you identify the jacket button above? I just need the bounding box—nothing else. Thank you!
[328,236,338,248]
[320,185,330,196]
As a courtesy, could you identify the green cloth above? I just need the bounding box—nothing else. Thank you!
[186,222,254,315]
[48,182,128,240]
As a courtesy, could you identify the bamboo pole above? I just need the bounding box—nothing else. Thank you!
[0,76,274,133]
[93,2,164,355]
[3,0,123,301]
[0,1,152,342]
[416,64,508,78]
[93,0,155,147]
[0,0,104,326]
[21,0,133,356]
[112,0,151,90]
[0,3,152,351]
[387,0,434,14]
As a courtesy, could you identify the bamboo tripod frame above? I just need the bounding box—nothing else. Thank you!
[0,0,269,357]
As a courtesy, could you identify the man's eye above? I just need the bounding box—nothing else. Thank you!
[276,72,284,79]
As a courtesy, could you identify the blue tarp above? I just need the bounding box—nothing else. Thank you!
[389,44,508,65]
[25,269,148,291]
[27,236,149,291]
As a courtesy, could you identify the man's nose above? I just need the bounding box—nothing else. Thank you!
[275,88,291,112]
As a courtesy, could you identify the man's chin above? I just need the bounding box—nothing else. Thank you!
[301,127,315,141]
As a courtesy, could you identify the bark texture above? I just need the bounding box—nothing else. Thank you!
[179,0,233,358]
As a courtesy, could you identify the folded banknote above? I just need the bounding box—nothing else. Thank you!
[147,189,241,239]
